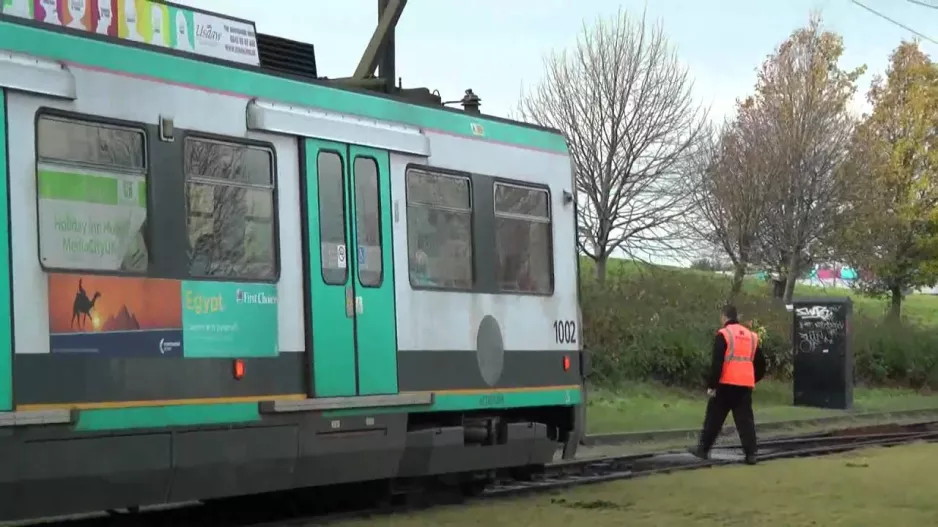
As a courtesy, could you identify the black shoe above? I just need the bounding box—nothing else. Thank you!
[744,454,757,465]
[686,446,709,460]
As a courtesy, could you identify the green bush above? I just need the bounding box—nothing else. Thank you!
[852,322,938,388]
[581,262,938,390]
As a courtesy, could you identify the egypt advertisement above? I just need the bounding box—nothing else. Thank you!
[48,273,278,358]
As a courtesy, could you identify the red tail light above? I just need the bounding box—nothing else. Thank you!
[233,359,245,380]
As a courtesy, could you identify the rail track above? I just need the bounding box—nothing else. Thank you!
[486,421,938,498]
[580,407,938,447]
[19,421,938,527]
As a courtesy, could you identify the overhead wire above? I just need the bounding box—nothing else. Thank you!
[849,0,938,46]
[904,0,938,10]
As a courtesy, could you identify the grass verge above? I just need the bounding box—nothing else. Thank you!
[587,380,938,434]
[596,257,938,325]
[339,442,938,527]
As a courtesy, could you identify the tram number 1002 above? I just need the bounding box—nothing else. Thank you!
[553,320,577,344]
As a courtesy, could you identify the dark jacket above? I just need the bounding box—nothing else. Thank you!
[707,319,767,390]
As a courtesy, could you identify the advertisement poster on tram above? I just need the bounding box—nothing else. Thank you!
[37,167,148,272]
[47,274,278,358]
[1,0,259,65]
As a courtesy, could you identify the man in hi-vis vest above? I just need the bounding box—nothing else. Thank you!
[688,304,767,465]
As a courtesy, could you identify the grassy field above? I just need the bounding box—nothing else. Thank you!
[590,257,938,326]
[587,380,938,434]
[763,279,938,326]
[338,442,938,526]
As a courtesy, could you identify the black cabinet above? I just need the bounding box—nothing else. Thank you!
[790,297,853,410]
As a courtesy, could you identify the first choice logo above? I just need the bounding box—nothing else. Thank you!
[236,289,278,305]
[796,306,833,321]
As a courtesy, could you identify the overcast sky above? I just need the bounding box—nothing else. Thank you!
[171,0,937,265]
[174,0,938,122]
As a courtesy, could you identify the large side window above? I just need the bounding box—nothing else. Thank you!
[494,183,553,294]
[184,137,277,281]
[36,114,148,272]
[405,168,473,289]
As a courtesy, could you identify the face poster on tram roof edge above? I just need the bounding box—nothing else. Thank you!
[47,273,278,358]
[1,0,260,66]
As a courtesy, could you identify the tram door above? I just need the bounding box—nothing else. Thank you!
[303,139,398,398]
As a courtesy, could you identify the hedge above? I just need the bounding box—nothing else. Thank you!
[581,263,938,389]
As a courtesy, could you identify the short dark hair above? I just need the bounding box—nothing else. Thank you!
[722,304,738,320]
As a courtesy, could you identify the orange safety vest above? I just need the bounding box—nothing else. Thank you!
[717,323,759,388]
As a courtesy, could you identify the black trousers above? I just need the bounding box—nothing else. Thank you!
[697,384,757,455]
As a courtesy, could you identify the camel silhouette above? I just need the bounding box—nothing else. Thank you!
[71,279,101,330]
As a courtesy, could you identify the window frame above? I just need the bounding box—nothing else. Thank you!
[404,164,475,292]
[33,108,151,276]
[315,149,349,286]
[182,132,281,283]
[352,154,384,289]
[492,178,555,296]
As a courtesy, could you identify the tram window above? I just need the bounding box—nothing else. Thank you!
[317,152,348,285]
[405,168,473,289]
[35,114,149,272]
[494,183,553,294]
[354,157,382,287]
[184,137,276,281]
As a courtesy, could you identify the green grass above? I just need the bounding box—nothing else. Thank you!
[798,283,938,326]
[587,256,938,327]
[760,279,938,326]
[586,381,938,434]
[342,442,938,526]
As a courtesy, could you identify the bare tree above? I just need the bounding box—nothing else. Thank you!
[687,98,773,297]
[516,7,708,282]
[747,14,864,302]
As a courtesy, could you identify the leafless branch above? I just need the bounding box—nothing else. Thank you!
[516,7,708,280]
[684,106,774,293]
[745,15,864,301]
